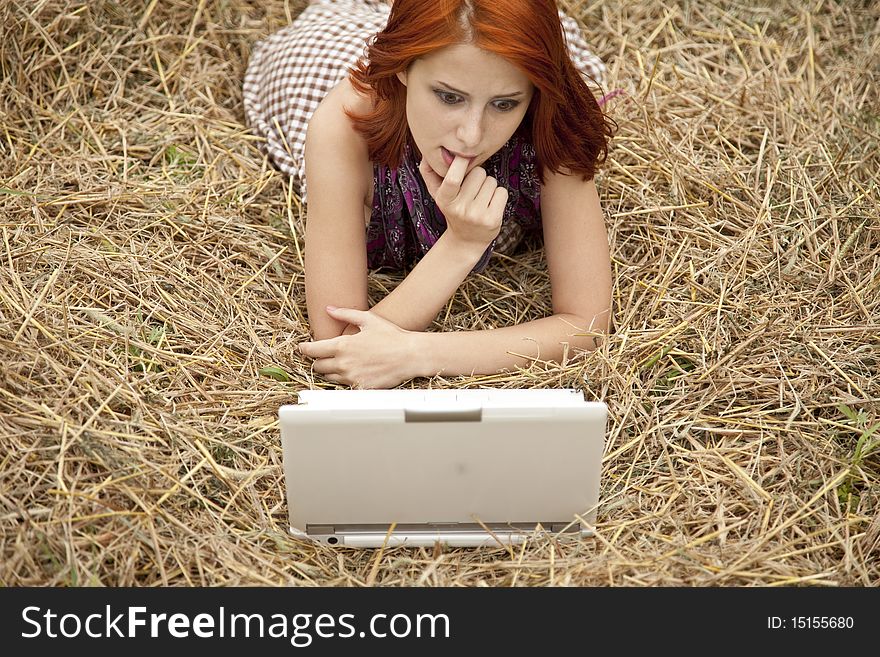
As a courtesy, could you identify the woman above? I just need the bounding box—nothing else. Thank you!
[244,0,614,389]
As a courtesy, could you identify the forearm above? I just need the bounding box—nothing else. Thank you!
[363,232,486,332]
[412,312,609,377]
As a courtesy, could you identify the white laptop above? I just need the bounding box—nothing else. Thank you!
[279,388,607,548]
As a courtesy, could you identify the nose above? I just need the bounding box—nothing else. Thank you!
[455,108,483,151]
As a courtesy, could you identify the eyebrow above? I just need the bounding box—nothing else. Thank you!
[435,81,525,99]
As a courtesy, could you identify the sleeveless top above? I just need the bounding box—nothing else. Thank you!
[368,134,540,273]
[243,0,607,272]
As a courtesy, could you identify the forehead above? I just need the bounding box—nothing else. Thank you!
[410,43,532,93]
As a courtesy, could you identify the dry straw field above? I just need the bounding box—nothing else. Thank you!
[1,0,877,586]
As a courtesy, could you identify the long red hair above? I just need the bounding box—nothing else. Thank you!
[345,0,614,182]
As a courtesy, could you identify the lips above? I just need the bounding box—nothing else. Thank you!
[441,146,476,167]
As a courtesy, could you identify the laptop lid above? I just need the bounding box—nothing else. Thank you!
[279,388,607,547]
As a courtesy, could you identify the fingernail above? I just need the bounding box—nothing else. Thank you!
[326,305,337,311]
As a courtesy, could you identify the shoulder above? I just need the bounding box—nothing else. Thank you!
[316,75,374,123]
[305,77,374,203]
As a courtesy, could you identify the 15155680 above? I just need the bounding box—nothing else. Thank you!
[768,617,854,630]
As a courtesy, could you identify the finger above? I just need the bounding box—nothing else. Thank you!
[322,372,362,389]
[472,174,499,209]
[486,185,510,218]
[321,372,347,386]
[325,306,369,327]
[458,166,488,202]
[418,158,444,199]
[435,154,471,205]
[298,337,341,359]
[310,357,339,375]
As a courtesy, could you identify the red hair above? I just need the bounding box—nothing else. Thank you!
[345,0,614,182]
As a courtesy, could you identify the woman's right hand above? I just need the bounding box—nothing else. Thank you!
[418,155,508,250]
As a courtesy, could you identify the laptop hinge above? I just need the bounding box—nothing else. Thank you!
[404,407,482,422]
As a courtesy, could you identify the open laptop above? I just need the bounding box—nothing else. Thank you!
[279,388,607,547]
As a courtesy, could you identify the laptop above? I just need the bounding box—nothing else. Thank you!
[279,388,607,548]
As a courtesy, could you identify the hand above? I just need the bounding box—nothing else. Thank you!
[418,154,508,250]
[297,306,419,389]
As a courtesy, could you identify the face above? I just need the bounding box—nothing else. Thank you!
[396,42,534,177]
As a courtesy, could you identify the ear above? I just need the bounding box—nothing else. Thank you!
[396,70,408,87]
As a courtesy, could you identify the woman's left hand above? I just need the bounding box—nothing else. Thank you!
[297,306,420,389]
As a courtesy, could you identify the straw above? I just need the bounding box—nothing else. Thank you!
[0,0,877,586]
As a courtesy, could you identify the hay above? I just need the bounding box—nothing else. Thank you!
[1,0,877,586]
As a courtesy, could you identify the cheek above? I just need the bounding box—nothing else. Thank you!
[491,112,525,143]
[419,101,447,131]
[407,97,438,135]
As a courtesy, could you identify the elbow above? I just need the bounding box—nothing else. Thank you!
[587,308,612,337]
[557,309,610,351]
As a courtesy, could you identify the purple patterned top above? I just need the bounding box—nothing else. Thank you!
[366,132,542,273]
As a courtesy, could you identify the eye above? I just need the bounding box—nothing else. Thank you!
[434,90,462,105]
[493,100,520,112]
